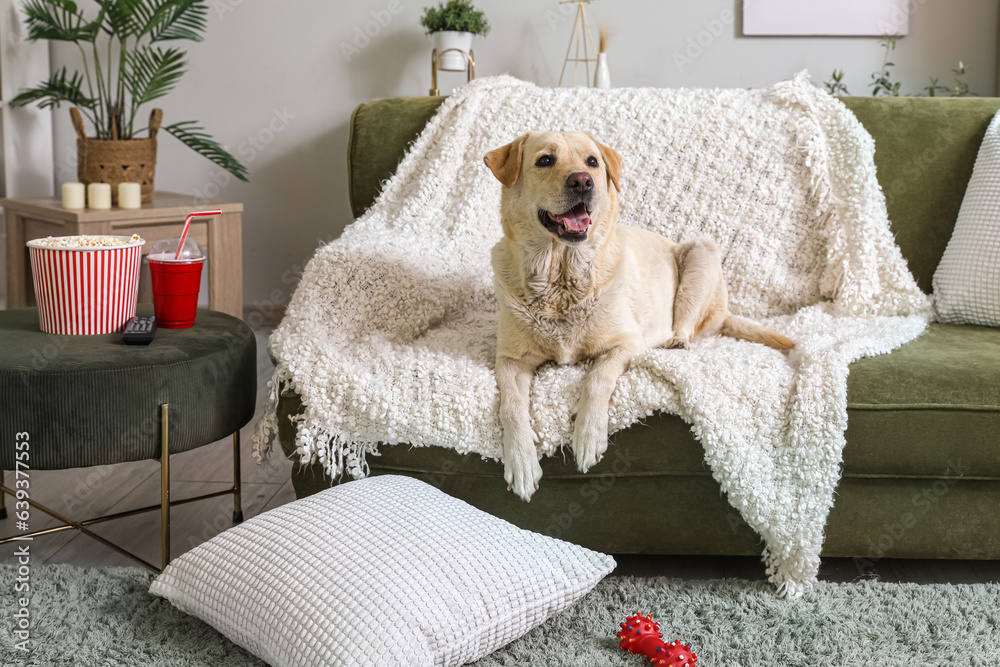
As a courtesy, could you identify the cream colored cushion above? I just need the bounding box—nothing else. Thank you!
[934,110,1000,327]
[150,475,615,666]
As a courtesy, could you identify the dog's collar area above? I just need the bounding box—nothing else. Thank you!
[538,203,592,243]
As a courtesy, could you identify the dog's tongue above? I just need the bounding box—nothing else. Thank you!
[550,203,591,234]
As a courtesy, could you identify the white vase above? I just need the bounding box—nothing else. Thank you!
[433,31,474,72]
[594,53,610,89]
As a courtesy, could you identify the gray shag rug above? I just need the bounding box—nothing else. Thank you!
[2,565,999,666]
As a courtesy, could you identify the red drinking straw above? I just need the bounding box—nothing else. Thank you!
[175,209,222,259]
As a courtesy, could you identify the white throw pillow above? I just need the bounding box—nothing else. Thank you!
[933,110,1000,326]
[150,475,615,666]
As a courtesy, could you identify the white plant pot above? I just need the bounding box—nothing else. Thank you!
[433,31,474,72]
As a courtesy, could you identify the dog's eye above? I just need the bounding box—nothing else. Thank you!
[586,156,599,168]
[535,155,554,167]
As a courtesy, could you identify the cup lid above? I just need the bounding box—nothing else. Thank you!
[150,237,204,261]
[148,253,205,265]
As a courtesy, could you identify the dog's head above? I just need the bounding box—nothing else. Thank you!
[484,131,622,246]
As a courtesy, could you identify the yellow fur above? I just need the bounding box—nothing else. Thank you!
[484,131,793,501]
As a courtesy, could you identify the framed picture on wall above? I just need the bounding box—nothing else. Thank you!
[743,0,910,36]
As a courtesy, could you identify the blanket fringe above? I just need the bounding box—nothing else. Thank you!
[306,430,375,481]
[252,362,290,464]
[253,366,378,481]
[764,548,812,599]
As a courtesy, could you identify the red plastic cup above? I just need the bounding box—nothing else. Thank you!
[148,254,205,328]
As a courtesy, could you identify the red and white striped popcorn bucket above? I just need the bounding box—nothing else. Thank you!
[27,235,144,335]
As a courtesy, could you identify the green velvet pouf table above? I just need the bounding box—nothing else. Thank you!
[0,306,256,572]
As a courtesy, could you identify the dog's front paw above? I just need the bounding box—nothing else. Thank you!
[663,336,690,350]
[503,443,543,502]
[572,416,609,474]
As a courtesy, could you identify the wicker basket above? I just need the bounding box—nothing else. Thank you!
[71,108,162,204]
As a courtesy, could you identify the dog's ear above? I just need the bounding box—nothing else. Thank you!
[591,136,622,193]
[484,133,529,188]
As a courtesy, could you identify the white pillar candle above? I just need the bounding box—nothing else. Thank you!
[62,182,86,210]
[118,182,142,209]
[88,182,112,210]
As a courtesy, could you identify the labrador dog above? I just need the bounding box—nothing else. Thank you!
[484,131,794,502]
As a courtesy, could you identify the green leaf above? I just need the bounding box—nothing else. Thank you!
[127,0,207,42]
[124,45,186,106]
[128,0,177,37]
[151,0,207,41]
[112,0,207,41]
[95,0,140,37]
[156,2,206,41]
[9,67,96,109]
[165,121,249,182]
[23,0,100,42]
[420,0,490,36]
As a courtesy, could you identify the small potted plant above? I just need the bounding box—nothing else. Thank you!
[420,0,490,72]
[11,0,248,203]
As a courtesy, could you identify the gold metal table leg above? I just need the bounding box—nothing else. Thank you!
[233,431,243,524]
[0,479,164,572]
[160,403,170,570]
[0,403,245,574]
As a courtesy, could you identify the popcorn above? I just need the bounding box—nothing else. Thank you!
[32,234,144,248]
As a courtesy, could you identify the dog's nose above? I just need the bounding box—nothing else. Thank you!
[566,172,593,192]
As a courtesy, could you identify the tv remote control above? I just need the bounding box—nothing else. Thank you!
[123,316,157,345]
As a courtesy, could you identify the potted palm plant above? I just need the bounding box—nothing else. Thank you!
[420,0,490,72]
[11,0,248,204]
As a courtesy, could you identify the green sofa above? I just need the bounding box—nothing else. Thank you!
[277,95,1000,562]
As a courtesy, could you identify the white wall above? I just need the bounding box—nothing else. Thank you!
[1,0,54,199]
[1,0,54,305]
[43,0,997,310]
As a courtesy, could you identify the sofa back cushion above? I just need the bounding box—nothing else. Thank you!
[348,95,1000,293]
[841,96,1000,292]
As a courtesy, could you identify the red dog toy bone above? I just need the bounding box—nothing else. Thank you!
[616,613,699,666]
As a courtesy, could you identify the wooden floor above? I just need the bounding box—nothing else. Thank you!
[2,325,998,586]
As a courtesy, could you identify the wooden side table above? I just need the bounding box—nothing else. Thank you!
[2,192,244,318]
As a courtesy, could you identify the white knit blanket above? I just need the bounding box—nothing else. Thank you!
[254,73,930,597]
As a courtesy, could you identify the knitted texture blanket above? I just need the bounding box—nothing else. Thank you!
[254,73,930,597]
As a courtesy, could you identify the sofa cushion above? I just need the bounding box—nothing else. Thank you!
[839,97,1000,293]
[151,475,615,667]
[843,323,1000,478]
[932,109,1000,327]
